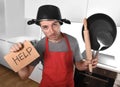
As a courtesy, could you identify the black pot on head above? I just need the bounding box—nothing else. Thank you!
[27,5,71,25]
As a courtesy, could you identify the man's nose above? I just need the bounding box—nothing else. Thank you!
[49,26,55,33]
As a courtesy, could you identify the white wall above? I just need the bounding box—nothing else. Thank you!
[0,0,120,60]
[0,0,25,38]
[61,23,85,53]
[24,19,41,40]
[24,0,120,27]
[24,0,88,23]
[62,24,120,59]
[0,0,5,34]
[0,0,41,39]
[25,21,120,60]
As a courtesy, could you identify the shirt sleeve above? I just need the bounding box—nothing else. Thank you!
[29,40,44,66]
[73,39,84,62]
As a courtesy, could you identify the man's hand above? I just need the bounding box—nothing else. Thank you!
[75,59,91,71]
[91,52,98,68]
[10,42,24,52]
[75,53,98,71]
[91,58,98,68]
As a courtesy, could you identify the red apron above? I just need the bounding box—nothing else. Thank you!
[39,34,74,87]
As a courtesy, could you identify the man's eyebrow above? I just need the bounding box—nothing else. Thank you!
[41,25,48,27]
[53,20,59,23]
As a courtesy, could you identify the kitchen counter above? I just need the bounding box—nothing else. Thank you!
[97,53,120,73]
[97,50,120,73]
[97,28,120,73]
[82,50,120,73]
[97,63,120,73]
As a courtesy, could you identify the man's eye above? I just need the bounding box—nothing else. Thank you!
[53,23,57,25]
[53,23,58,26]
[41,26,48,30]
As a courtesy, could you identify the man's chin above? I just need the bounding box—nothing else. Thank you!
[49,36,57,40]
[48,37,56,41]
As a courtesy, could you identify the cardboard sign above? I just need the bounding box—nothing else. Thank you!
[4,40,40,72]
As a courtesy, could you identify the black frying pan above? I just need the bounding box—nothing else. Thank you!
[82,13,117,51]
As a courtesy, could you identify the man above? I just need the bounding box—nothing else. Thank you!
[10,5,98,87]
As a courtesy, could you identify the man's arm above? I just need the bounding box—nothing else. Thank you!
[75,60,90,71]
[18,65,35,80]
[10,41,35,79]
[75,55,98,71]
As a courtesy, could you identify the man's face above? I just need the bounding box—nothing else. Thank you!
[40,20,61,40]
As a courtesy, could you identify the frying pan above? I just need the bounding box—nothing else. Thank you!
[82,13,117,51]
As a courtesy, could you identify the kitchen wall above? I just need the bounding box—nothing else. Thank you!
[0,0,25,39]
[24,19,41,39]
[0,0,119,57]
[24,0,120,57]
[0,0,42,40]
[0,0,5,34]
[24,0,88,23]
[25,21,120,57]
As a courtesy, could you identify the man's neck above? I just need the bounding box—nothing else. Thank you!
[48,34,63,43]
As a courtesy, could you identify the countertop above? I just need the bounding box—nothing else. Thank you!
[97,29,120,73]
[97,63,120,73]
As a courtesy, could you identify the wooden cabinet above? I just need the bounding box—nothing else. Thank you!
[74,67,117,87]
[75,72,108,87]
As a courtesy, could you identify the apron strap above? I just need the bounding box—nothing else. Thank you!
[62,33,72,52]
[45,37,49,54]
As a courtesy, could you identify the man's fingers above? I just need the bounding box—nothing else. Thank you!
[10,42,24,52]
